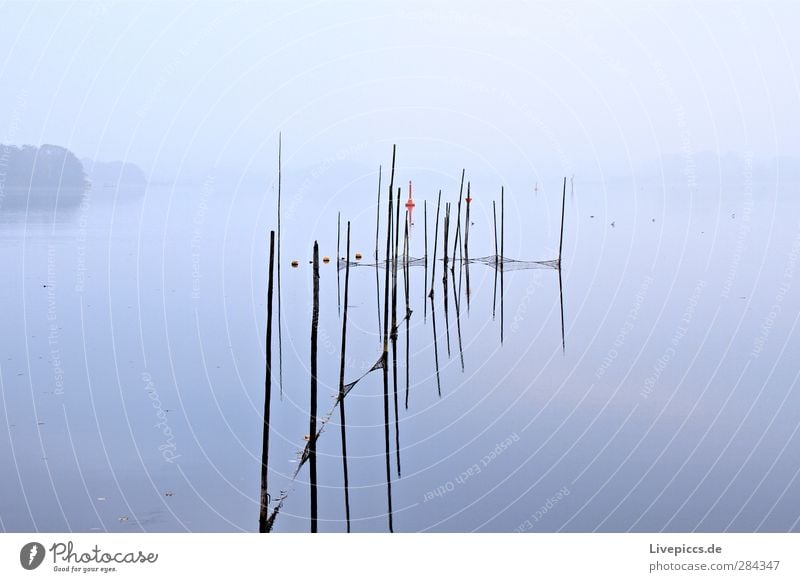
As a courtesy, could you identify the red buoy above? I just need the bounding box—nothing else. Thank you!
[405,180,415,224]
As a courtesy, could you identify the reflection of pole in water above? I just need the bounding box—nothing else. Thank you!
[259,230,276,533]
[391,186,401,478]
[429,294,442,398]
[452,268,465,372]
[381,148,395,533]
[337,222,353,532]
[558,263,566,353]
[309,241,320,533]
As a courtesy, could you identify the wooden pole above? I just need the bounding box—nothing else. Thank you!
[463,182,471,260]
[464,182,471,311]
[309,241,320,533]
[492,200,498,320]
[375,166,383,335]
[381,146,396,532]
[391,186,401,477]
[442,203,450,279]
[558,176,567,265]
[501,187,504,344]
[493,200,499,260]
[442,205,451,358]
[500,186,505,267]
[428,190,441,297]
[337,222,352,532]
[258,230,276,533]
[403,214,411,409]
[277,134,284,400]
[423,199,428,320]
[451,169,465,270]
[375,166,382,260]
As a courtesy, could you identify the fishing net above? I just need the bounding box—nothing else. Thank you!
[262,351,385,527]
[465,255,560,271]
[338,255,426,270]
[339,255,559,271]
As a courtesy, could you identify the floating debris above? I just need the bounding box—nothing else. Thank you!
[322,256,331,263]
[96,497,107,502]
[165,491,174,497]
[354,252,362,260]
[117,516,129,522]
[291,260,299,267]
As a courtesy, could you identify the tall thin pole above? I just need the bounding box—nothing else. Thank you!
[258,230,276,533]
[375,167,383,335]
[375,166,382,260]
[403,214,411,409]
[277,134,284,400]
[558,176,567,265]
[492,200,499,319]
[309,241,320,533]
[464,182,471,311]
[493,200,499,260]
[501,186,505,266]
[381,146,396,532]
[559,176,567,353]
[423,199,428,320]
[442,203,450,277]
[337,222,352,532]
[452,169,465,269]
[501,187,505,344]
[391,186,401,477]
[429,190,441,297]
[442,204,451,358]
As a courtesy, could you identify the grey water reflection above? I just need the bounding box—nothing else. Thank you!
[2,173,800,533]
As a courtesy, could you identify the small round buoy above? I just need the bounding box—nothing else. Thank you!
[322,256,331,263]
[355,252,363,260]
[291,260,299,267]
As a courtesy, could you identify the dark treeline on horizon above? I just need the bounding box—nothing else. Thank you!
[0,144,89,191]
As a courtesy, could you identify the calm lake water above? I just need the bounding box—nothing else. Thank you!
[2,172,800,532]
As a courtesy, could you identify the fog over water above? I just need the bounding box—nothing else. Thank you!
[1,1,800,532]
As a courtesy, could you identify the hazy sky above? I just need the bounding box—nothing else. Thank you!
[1,1,798,182]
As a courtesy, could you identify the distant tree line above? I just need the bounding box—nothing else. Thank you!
[0,144,89,191]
